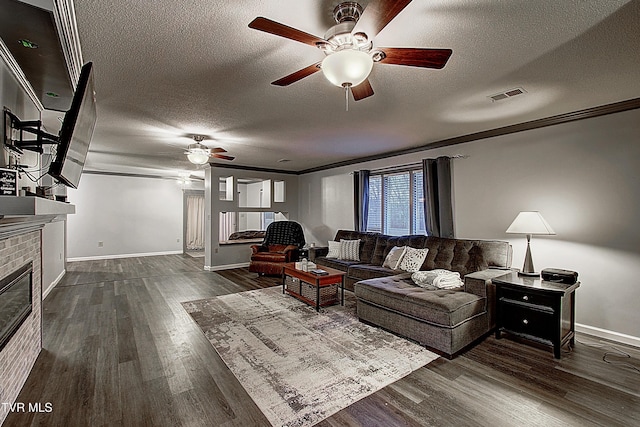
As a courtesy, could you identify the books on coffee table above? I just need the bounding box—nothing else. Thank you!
[309,269,329,276]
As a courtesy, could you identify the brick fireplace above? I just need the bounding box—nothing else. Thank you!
[0,230,42,424]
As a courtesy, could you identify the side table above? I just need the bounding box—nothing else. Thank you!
[493,272,580,359]
[308,246,328,262]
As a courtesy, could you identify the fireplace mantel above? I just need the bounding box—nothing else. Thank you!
[0,196,75,239]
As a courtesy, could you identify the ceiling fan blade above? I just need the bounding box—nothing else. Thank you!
[272,62,322,86]
[249,17,327,47]
[351,79,374,101]
[378,47,453,69]
[212,153,235,161]
[210,147,227,153]
[352,0,412,39]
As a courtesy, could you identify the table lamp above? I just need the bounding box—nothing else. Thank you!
[506,211,555,276]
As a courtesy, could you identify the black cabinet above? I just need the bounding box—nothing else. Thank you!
[493,272,579,359]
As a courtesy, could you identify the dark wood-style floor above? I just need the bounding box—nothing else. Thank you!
[4,254,639,426]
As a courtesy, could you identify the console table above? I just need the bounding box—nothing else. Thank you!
[493,272,579,359]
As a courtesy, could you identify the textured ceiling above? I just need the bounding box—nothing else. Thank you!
[40,0,640,177]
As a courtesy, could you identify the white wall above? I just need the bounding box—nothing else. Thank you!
[41,220,66,297]
[298,108,640,343]
[66,173,183,259]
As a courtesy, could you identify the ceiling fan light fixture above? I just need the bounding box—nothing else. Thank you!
[321,49,373,88]
[187,151,210,165]
[186,142,211,165]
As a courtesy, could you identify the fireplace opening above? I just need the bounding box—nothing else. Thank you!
[0,262,33,351]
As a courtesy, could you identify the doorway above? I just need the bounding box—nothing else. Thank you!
[184,190,205,257]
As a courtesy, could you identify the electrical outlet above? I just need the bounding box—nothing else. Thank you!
[176,238,180,243]
[98,241,104,247]
[214,248,218,254]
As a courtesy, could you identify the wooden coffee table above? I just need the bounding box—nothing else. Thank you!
[282,263,346,311]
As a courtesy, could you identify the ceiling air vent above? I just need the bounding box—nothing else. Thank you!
[488,87,527,102]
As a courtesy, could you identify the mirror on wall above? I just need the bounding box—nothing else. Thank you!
[219,176,234,201]
[219,211,288,243]
[238,178,271,208]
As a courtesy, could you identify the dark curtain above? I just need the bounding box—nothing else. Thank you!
[422,157,454,237]
[353,170,370,232]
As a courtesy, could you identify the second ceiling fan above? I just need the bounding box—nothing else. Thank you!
[249,0,453,102]
[185,135,235,165]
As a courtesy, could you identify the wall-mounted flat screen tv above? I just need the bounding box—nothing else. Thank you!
[48,62,96,188]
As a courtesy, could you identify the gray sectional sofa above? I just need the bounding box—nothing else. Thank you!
[312,230,512,357]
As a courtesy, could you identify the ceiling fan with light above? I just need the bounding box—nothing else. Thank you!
[248,0,452,107]
[185,135,235,165]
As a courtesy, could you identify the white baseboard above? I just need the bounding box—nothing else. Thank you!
[43,269,66,299]
[576,323,640,348]
[68,250,183,262]
[204,262,250,271]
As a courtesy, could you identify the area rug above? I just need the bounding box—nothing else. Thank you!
[182,286,438,427]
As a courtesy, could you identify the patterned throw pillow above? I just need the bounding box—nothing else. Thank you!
[382,246,407,270]
[399,247,429,272]
[326,241,341,258]
[339,239,360,261]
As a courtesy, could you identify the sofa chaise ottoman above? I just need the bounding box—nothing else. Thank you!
[355,269,510,357]
[312,230,512,356]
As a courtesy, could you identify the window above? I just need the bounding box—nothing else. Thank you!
[366,169,425,235]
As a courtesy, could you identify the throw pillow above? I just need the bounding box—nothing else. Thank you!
[326,241,341,258]
[382,246,407,270]
[339,239,361,261]
[399,247,429,273]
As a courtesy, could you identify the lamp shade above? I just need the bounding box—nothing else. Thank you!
[321,49,373,87]
[506,211,555,235]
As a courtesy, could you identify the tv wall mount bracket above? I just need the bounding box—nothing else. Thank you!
[3,107,60,155]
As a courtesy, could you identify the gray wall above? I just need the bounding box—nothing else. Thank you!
[66,173,184,259]
[1,53,67,298]
[298,108,640,343]
[1,56,40,171]
[205,167,299,269]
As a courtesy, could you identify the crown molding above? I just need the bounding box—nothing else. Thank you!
[299,97,640,174]
[83,170,182,180]
[0,38,44,111]
[0,0,82,111]
[52,0,83,83]
[209,162,299,175]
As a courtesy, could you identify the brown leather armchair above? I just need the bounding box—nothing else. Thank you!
[249,221,306,276]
